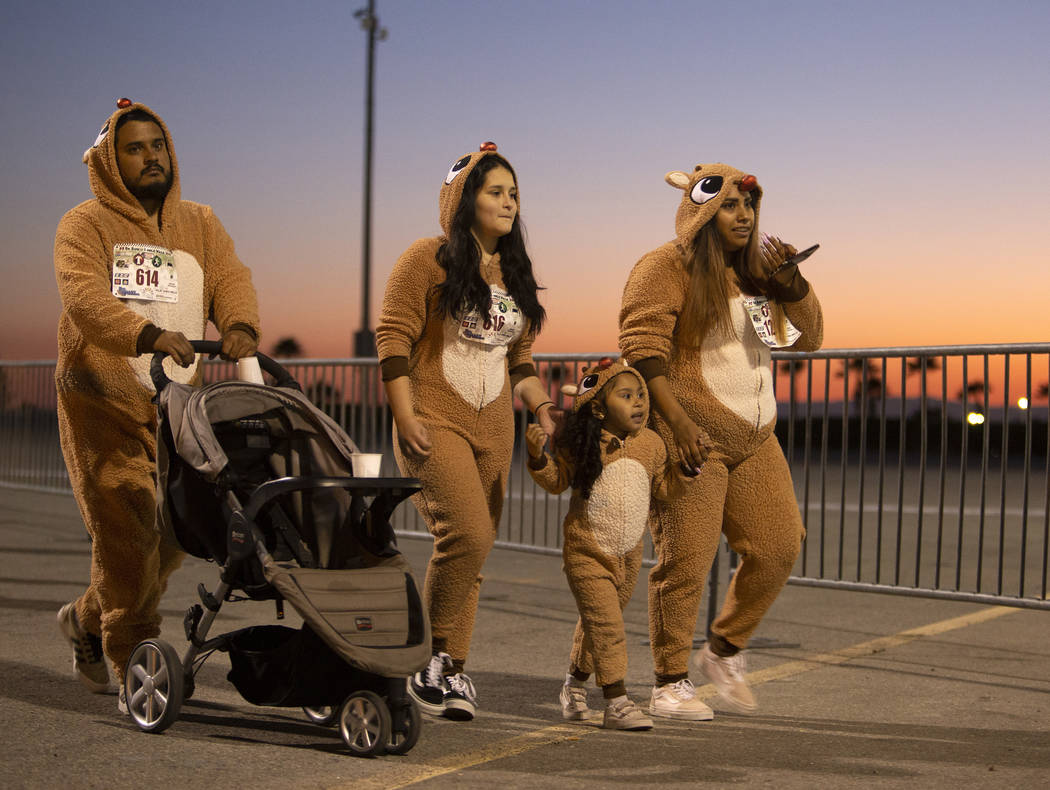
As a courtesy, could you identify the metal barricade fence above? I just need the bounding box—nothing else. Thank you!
[1,345,1048,613]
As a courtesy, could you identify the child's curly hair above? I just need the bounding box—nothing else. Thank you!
[554,397,606,500]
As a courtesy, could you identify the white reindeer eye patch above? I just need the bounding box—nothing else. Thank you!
[690,175,723,205]
[445,155,472,185]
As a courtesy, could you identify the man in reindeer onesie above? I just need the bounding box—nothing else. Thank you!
[54,99,260,713]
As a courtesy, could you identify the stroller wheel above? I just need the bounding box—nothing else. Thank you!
[302,705,339,727]
[385,696,422,755]
[124,639,184,733]
[339,691,391,757]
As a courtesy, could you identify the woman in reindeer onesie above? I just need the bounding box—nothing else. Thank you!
[377,144,554,722]
[619,163,823,720]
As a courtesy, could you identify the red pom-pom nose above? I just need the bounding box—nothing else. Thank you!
[739,174,757,192]
[117,98,133,109]
[479,141,498,152]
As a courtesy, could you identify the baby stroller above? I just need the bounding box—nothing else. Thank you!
[125,341,430,757]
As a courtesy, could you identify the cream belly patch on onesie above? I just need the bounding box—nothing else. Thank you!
[441,286,523,409]
[700,295,777,429]
[120,249,206,393]
[586,457,650,557]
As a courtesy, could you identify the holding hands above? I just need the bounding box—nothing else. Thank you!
[670,415,713,474]
[525,423,548,460]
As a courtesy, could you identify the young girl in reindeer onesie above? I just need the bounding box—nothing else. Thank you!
[525,359,695,730]
[619,163,823,719]
[377,144,554,722]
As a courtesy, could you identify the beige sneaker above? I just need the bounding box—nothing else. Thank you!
[559,679,590,721]
[603,697,653,730]
[695,643,757,714]
[117,685,129,716]
[648,678,714,720]
[57,602,111,693]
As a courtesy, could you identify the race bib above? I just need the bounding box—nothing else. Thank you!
[741,295,800,348]
[458,287,524,346]
[111,244,178,303]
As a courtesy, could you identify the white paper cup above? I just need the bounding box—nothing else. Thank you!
[351,453,383,478]
[237,356,264,384]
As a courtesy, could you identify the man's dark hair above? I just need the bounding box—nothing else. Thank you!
[114,109,161,141]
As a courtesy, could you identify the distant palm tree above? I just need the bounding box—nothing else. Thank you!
[837,358,883,403]
[777,359,804,402]
[906,356,941,376]
[957,379,989,406]
[905,355,942,400]
[272,337,303,358]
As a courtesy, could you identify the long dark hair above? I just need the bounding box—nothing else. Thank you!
[676,220,784,349]
[555,401,605,500]
[435,154,546,332]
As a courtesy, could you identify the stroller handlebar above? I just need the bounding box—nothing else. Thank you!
[150,340,300,393]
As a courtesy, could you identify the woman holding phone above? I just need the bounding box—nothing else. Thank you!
[619,163,823,720]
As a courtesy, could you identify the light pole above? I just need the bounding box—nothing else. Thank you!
[353,0,387,357]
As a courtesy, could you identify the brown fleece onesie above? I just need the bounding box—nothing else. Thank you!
[619,163,823,680]
[529,361,692,690]
[376,147,538,667]
[54,101,260,680]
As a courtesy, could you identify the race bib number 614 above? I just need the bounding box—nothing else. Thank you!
[111,243,179,303]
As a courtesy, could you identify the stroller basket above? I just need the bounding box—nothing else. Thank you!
[226,624,379,707]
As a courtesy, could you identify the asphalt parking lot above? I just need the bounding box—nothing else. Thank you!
[2,486,1049,789]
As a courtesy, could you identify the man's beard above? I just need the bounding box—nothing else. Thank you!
[131,172,172,201]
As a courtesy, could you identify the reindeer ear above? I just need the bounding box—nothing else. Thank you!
[665,171,691,190]
[561,384,579,397]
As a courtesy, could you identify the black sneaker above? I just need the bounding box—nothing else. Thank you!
[407,652,450,716]
[443,672,477,721]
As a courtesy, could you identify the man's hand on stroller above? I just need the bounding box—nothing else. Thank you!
[153,330,195,367]
[220,328,258,361]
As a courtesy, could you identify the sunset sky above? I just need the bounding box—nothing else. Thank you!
[2,0,1048,363]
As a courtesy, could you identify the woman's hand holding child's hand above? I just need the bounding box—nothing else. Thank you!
[670,416,712,474]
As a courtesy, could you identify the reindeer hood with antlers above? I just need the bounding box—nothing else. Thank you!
[665,163,761,252]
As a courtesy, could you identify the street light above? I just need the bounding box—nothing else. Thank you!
[352,0,387,358]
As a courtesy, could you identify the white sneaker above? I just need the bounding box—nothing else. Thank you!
[603,696,653,730]
[648,678,714,721]
[117,685,129,716]
[559,679,590,721]
[695,644,757,714]
[57,602,111,693]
